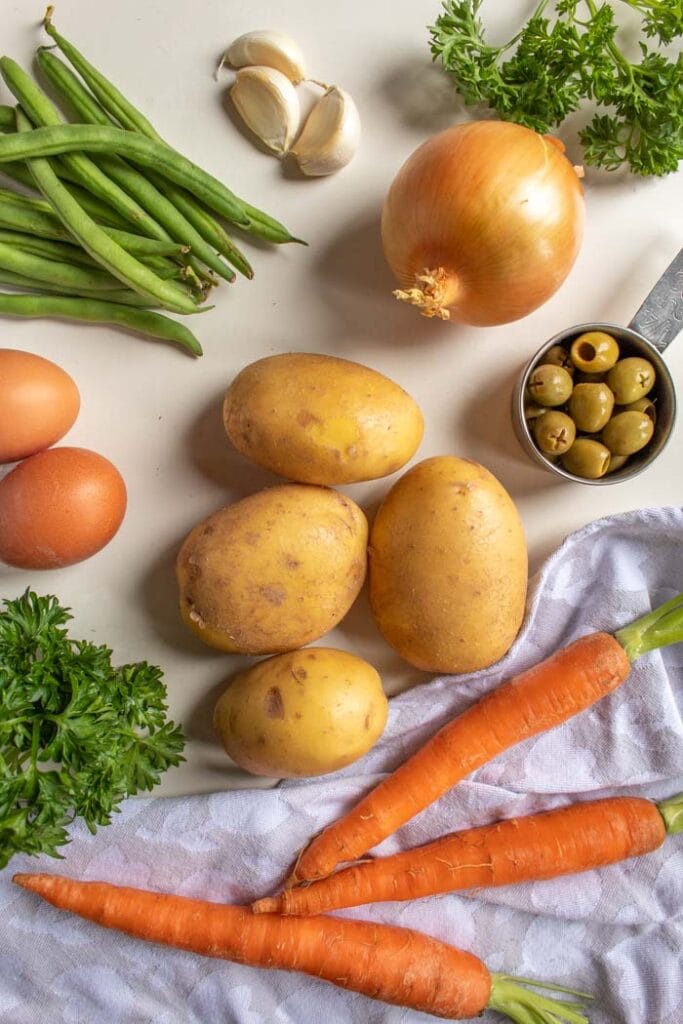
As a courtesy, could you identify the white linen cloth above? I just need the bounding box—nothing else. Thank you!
[1,505,682,1024]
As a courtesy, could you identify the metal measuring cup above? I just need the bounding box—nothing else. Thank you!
[512,248,682,484]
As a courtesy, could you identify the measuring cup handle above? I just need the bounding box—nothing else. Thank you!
[628,248,683,352]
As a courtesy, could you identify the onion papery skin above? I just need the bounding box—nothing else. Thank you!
[381,121,585,327]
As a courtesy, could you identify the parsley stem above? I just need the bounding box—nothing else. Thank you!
[617,0,665,13]
[27,719,41,800]
[30,718,40,768]
[584,0,645,94]
[498,0,552,54]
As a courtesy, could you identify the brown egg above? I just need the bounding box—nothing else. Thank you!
[0,348,81,464]
[0,447,127,569]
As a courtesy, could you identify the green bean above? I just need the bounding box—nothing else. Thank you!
[1,141,144,232]
[0,228,103,268]
[35,50,237,283]
[0,105,15,129]
[37,56,233,282]
[0,58,172,244]
[1,159,38,192]
[39,50,252,277]
[44,12,161,139]
[100,230,188,258]
[0,269,153,306]
[147,175,254,279]
[0,238,139,292]
[0,186,52,214]
[0,292,202,356]
[0,130,100,204]
[239,200,307,246]
[13,109,201,314]
[38,37,255,270]
[138,254,186,280]
[0,198,73,240]
[0,193,188,257]
[0,195,93,240]
[97,157,236,282]
[0,164,137,229]
[41,19,300,244]
[15,161,137,229]
[61,181,137,229]
[0,123,258,230]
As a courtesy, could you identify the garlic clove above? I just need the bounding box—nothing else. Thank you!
[223,30,307,84]
[230,66,300,156]
[290,86,361,177]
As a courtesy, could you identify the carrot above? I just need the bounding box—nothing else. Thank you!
[285,591,683,887]
[13,872,591,1023]
[254,791,683,917]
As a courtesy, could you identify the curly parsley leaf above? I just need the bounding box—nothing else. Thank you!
[429,0,683,175]
[0,590,185,868]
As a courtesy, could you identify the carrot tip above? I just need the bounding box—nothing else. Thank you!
[251,897,281,915]
[12,872,55,895]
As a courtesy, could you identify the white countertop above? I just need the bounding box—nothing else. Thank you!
[2,0,682,797]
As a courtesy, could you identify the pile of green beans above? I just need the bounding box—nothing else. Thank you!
[0,13,303,356]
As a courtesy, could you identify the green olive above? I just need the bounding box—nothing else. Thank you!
[605,453,630,475]
[544,344,574,374]
[606,357,656,404]
[623,396,656,425]
[574,370,607,384]
[527,364,573,407]
[561,438,611,479]
[524,399,546,421]
[570,331,620,373]
[602,410,654,455]
[533,411,576,455]
[568,383,615,433]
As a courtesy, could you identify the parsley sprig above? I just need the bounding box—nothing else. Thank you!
[429,0,683,175]
[0,590,185,868]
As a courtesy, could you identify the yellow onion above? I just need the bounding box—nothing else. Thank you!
[381,121,585,326]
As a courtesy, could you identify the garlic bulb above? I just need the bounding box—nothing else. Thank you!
[290,86,361,177]
[230,66,300,156]
[223,30,306,84]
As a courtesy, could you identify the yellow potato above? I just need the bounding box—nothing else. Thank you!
[213,647,389,777]
[176,484,368,654]
[223,352,424,485]
[369,456,527,673]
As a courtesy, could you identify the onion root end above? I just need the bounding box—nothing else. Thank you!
[393,267,454,321]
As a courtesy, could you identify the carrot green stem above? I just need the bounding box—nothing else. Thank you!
[614,592,683,662]
[488,974,592,1024]
[657,793,683,835]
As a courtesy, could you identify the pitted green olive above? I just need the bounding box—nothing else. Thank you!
[544,345,574,373]
[568,383,615,433]
[570,331,620,373]
[561,438,611,479]
[527,364,573,407]
[533,411,576,455]
[602,410,654,455]
[607,357,656,404]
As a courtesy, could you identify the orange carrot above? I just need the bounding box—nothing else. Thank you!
[285,592,683,887]
[254,792,683,917]
[13,872,590,1023]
